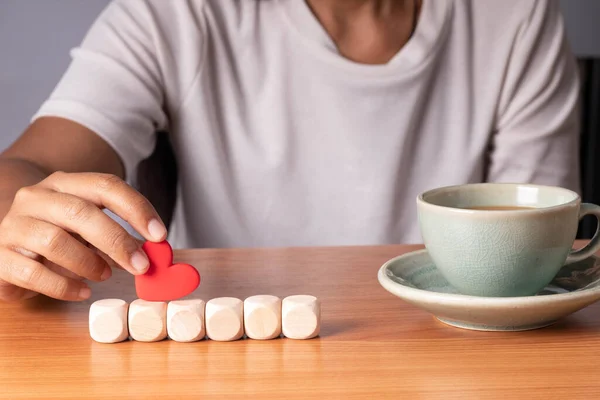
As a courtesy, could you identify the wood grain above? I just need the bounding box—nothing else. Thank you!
[1,242,599,399]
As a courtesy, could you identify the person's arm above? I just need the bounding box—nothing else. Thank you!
[486,0,580,191]
[0,117,167,302]
[1,116,125,197]
[0,0,204,302]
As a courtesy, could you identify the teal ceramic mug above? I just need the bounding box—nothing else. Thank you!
[416,183,600,297]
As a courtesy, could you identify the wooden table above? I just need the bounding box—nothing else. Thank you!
[1,243,599,399]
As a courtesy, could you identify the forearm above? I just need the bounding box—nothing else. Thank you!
[0,117,126,225]
[0,157,51,221]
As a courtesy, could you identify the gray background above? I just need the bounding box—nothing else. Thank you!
[0,0,598,151]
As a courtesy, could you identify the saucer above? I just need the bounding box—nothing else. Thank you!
[377,249,600,331]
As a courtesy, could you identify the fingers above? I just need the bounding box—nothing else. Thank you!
[43,172,167,242]
[0,279,39,302]
[0,172,164,302]
[45,260,88,280]
[0,248,90,301]
[5,216,111,282]
[89,246,125,271]
[76,232,122,271]
[20,188,150,275]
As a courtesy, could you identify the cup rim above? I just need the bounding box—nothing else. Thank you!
[417,182,580,214]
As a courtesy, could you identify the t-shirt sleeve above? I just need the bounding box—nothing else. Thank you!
[485,0,581,193]
[32,0,171,181]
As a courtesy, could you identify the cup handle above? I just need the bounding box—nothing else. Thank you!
[566,203,600,264]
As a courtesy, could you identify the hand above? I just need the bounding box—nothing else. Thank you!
[0,172,167,302]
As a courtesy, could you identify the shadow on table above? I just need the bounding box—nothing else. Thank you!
[322,318,361,338]
[22,294,72,313]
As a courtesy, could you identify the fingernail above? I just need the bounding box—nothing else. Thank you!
[131,250,149,272]
[148,219,167,241]
[78,287,91,300]
[100,267,112,281]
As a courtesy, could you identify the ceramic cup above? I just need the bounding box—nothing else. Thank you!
[416,183,600,297]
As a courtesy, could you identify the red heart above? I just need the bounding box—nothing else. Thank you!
[135,240,200,301]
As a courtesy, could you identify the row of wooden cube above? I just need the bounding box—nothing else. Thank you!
[89,294,320,343]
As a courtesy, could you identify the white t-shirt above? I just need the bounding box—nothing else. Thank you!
[33,0,580,249]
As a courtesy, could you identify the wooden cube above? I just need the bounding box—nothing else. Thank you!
[128,299,168,342]
[89,299,129,343]
[244,295,282,340]
[282,295,321,339]
[167,299,206,342]
[205,297,244,341]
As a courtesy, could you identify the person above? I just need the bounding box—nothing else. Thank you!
[0,0,580,302]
